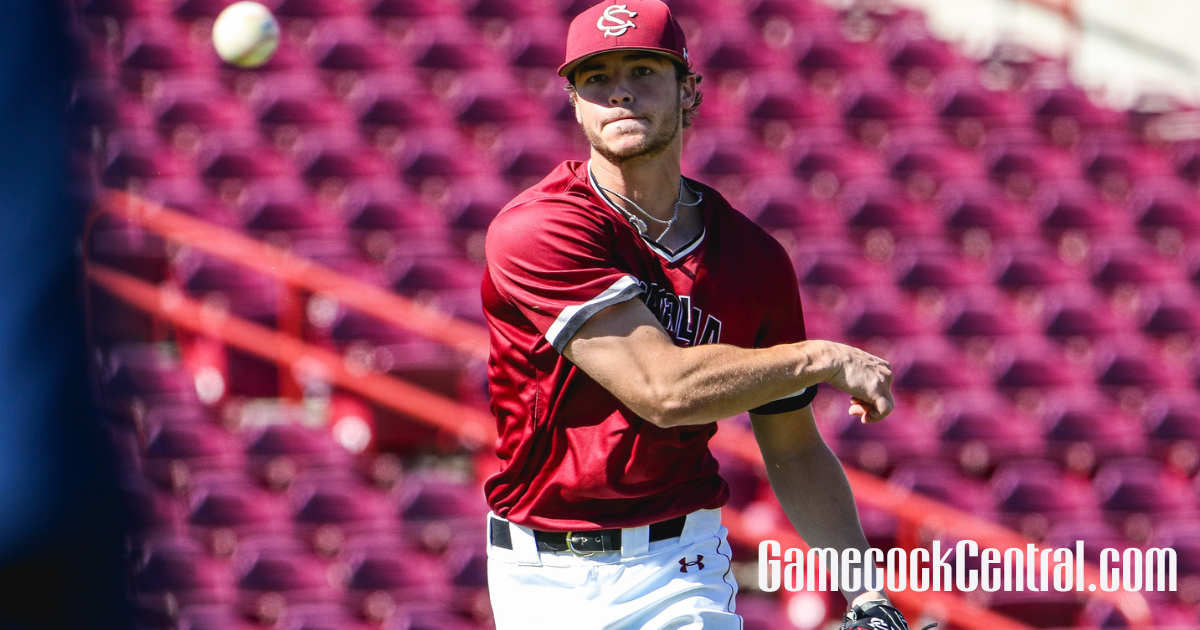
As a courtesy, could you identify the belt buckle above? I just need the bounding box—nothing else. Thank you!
[564,531,596,557]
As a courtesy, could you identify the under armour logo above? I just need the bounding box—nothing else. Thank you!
[597,4,638,37]
[678,555,704,573]
[866,619,889,630]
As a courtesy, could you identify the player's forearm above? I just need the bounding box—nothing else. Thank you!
[757,436,881,603]
[648,339,836,427]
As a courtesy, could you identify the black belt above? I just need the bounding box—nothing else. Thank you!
[489,515,687,554]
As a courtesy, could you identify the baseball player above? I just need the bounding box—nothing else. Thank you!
[481,2,926,629]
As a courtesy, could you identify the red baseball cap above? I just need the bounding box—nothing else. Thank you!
[558,0,690,78]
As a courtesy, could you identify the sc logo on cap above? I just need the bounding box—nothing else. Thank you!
[597,4,638,37]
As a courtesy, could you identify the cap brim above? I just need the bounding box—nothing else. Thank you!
[557,47,688,78]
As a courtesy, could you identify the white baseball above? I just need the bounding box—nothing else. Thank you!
[212,1,280,68]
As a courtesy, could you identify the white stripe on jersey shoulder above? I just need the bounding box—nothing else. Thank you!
[586,161,706,264]
[545,275,643,353]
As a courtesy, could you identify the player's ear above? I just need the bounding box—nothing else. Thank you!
[679,74,697,109]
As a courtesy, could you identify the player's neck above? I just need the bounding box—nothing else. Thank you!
[588,149,690,223]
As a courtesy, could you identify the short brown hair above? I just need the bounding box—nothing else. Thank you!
[565,61,704,129]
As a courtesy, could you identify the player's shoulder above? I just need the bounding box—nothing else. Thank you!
[486,160,615,252]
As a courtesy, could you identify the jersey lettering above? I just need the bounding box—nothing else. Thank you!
[640,283,720,345]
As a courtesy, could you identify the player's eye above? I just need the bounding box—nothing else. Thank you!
[583,73,606,84]
[633,66,653,76]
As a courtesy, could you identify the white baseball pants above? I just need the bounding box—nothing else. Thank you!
[486,508,743,630]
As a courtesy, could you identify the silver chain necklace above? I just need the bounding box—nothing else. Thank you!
[596,175,703,244]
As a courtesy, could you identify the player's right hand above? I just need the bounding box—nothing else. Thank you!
[818,341,893,423]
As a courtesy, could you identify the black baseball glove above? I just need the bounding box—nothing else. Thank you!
[840,599,938,630]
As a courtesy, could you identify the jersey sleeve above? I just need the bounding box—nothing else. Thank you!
[750,234,816,414]
[485,199,643,353]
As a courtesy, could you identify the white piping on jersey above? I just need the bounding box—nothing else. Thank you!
[586,161,706,264]
[545,274,643,353]
[772,386,813,401]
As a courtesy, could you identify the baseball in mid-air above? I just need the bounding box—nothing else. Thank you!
[212,1,280,68]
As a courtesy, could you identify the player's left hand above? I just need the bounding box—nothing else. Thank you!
[841,599,938,630]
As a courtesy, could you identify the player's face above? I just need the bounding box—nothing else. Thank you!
[571,51,695,165]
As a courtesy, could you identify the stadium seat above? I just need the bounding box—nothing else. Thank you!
[939,286,1040,342]
[792,25,881,84]
[248,77,356,135]
[835,177,943,238]
[987,589,1085,628]
[68,79,152,144]
[746,0,839,25]
[881,25,964,87]
[396,477,487,551]
[1089,336,1190,394]
[838,72,936,143]
[887,338,991,393]
[931,72,1028,143]
[738,175,846,240]
[103,343,199,406]
[889,459,996,517]
[1039,285,1132,342]
[838,289,938,342]
[1086,235,1187,292]
[991,460,1101,530]
[988,337,1091,394]
[186,471,292,545]
[400,17,497,71]
[788,128,887,198]
[690,23,784,73]
[684,127,787,186]
[499,16,567,70]
[148,77,256,137]
[988,237,1089,291]
[441,71,549,127]
[1127,177,1200,243]
[195,130,298,182]
[936,390,1046,473]
[1027,85,1127,146]
[120,19,211,81]
[1143,390,1200,465]
[1078,131,1173,197]
[309,19,405,73]
[889,238,989,291]
[134,536,235,613]
[980,127,1077,198]
[792,240,891,290]
[489,130,585,188]
[1039,390,1151,468]
[102,130,195,188]
[831,404,940,473]
[290,130,395,184]
[289,478,398,553]
[275,0,364,19]
[1030,179,1130,240]
[143,417,245,490]
[236,179,344,242]
[1093,458,1198,523]
[233,537,341,619]
[244,423,354,486]
[392,129,491,184]
[882,127,985,196]
[932,178,1039,240]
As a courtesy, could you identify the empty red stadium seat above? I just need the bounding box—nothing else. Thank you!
[1087,235,1186,292]
[883,127,985,194]
[932,178,1039,239]
[739,175,845,240]
[1128,177,1200,243]
[831,404,940,473]
[1039,390,1150,468]
[1093,458,1198,523]
[103,131,196,188]
[788,128,886,198]
[939,286,1040,341]
[838,289,938,342]
[988,237,1089,291]
[889,238,989,291]
[835,177,942,238]
[991,460,1101,530]
[133,536,235,606]
[936,390,1046,473]
[1040,285,1132,342]
[186,471,292,543]
[890,459,996,517]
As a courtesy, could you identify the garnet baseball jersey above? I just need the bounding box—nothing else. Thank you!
[482,160,808,530]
